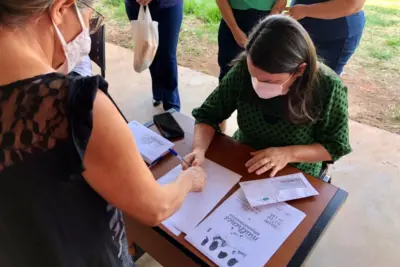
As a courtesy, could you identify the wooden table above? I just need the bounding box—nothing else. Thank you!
[124,111,348,267]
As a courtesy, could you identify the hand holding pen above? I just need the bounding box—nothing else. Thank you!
[181,149,206,170]
[169,149,207,192]
[168,148,192,168]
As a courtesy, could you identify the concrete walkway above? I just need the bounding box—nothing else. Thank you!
[103,43,400,267]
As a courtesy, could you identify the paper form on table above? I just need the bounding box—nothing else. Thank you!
[239,173,319,208]
[128,120,174,164]
[157,165,183,236]
[185,189,306,267]
[157,159,241,234]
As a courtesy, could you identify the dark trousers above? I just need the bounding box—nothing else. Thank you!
[314,33,364,75]
[218,9,269,82]
[125,1,183,111]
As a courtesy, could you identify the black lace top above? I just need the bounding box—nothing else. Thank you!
[0,73,133,267]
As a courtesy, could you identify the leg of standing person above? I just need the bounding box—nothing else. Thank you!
[218,9,268,132]
[314,38,344,75]
[315,32,364,76]
[218,9,269,82]
[335,33,364,75]
[125,1,163,107]
[217,18,243,82]
[149,2,183,112]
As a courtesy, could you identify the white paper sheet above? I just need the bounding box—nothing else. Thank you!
[162,221,182,236]
[239,173,319,207]
[185,189,306,267]
[128,120,174,164]
[157,159,241,234]
[157,165,183,236]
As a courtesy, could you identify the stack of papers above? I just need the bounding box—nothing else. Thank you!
[157,159,242,235]
[239,173,319,208]
[128,120,174,164]
[185,189,306,267]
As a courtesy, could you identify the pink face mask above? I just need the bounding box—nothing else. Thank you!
[251,74,293,99]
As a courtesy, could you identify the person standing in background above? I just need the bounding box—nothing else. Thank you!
[286,0,366,75]
[216,0,287,82]
[125,0,183,111]
[216,0,286,132]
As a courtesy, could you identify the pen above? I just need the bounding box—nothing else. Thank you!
[168,148,192,167]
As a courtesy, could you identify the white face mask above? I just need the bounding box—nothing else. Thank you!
[53,3,91,74]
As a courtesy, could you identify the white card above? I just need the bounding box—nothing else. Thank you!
[239,173,319,207]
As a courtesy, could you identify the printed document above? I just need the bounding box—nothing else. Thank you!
[128,120,174,164]
[185,189,306,267]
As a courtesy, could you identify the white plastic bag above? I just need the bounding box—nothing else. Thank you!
[130,5,159,73]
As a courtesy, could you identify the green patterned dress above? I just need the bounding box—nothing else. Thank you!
[192,60,352,177]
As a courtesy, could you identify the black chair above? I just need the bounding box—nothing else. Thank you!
[89,25,106,78]
[89,25,128,123]
[319,162,331,183]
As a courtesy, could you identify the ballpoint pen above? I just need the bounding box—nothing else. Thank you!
[168,148,192,167]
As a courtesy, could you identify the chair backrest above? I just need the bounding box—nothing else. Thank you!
[89,24,106,78]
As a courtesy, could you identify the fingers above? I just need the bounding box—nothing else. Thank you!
[137,0,151,5]
[270,165,282,178]
[245,152,266,168]
[192,156,204,167]
[188,166,207,192]
[182,154,195,170]
[250,150,263,156]
[255,164,272,176]
[270,7,283,15]
[247,157,271,173]
[192,159,201,167]
[183,152,204,169]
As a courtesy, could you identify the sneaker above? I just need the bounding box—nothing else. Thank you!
[153,100,161,107]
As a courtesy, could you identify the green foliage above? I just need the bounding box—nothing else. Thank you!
[385,37,400,48]
[183,0,221,24]
[104,0,124,7]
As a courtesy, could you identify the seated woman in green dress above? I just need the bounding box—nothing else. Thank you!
[184,15,352,178]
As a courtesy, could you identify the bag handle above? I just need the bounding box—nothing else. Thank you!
[138,5,145,21]
[145,5,153,22]
[138,5,153,22]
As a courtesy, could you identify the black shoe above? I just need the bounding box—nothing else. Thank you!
[153,100,161,107]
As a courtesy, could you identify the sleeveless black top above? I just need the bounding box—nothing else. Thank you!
[0,73,133,267]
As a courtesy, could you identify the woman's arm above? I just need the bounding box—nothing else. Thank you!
[185,61,246,167]
[287,143,332,162]
[287,0,366,20]
[193,123,216,154]
[216,0,247,47]
[82,91,205,226]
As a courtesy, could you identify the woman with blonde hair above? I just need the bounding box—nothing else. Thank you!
[0,1,206,266]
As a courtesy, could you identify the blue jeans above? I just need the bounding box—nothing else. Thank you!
[125,1,183,111]
[315,33,364,75]
[218,9,269,82]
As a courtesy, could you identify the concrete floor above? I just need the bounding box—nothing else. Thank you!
[103,43,400,267]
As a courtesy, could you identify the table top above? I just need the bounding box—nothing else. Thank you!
[143,110,348,267]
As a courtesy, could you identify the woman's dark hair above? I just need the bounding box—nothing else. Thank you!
[243,15,321,124]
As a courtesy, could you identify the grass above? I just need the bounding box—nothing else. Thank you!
[184,0,221,24]
[353,1,400,79]
[96,0,127,23]
[98,0,400,78]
